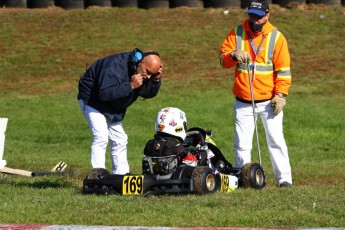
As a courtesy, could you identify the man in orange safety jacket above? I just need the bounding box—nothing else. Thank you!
[219,0,292,187]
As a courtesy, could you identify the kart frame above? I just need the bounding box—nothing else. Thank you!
[83,127,266,196]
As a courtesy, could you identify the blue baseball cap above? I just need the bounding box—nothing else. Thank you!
[246,0,269,16]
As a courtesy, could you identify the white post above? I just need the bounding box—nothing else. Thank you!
[0,118,8,169]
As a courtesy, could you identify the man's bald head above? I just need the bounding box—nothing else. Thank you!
[137,50,163,79]
[143,52,161,74]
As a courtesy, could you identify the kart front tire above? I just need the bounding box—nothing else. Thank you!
[192,166,217,194]
[239,163,266,189]
[85,168,110,180]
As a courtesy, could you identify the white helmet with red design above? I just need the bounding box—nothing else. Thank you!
[155,107,187,141]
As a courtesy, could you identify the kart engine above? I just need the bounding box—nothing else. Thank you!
[142,155,178,175]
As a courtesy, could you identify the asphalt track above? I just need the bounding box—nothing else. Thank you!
[0,225,344,230]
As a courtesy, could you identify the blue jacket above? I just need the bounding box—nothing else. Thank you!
[77,51,161,122]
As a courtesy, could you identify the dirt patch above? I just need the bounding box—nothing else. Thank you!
[0,5,343,96]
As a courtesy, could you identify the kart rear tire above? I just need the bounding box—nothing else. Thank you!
[85,168,110,180]
[239,163,266,189]
[192,166,217,194]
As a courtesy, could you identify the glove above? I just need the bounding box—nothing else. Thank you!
[231,50,252,64]
[271,93,286,115]
[139,78,160,99]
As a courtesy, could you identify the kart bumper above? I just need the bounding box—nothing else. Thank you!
[83,173,194,196]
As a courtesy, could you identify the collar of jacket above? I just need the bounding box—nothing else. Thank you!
[243,19,276,37]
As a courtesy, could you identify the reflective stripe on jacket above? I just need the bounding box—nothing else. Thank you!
[219,19,291,101]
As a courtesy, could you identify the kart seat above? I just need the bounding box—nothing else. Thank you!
[184,129,205,147]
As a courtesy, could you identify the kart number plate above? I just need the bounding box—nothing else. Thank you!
[122,175,144,195]
[220,174,230,192]
[220,174,237,192]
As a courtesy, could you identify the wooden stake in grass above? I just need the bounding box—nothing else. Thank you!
[0,161,72,177]
[0,118,73,177]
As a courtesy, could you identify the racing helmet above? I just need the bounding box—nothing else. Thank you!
[155,107,187,141]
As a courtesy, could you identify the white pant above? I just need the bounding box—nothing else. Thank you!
[79,100,129,175]
[233,99,292,186]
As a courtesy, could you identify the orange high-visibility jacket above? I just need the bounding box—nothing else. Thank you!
[219,19,292,101]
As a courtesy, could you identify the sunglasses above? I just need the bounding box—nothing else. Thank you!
[248,13,266,21]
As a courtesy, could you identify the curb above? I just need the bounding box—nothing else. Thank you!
[0,225,344,230]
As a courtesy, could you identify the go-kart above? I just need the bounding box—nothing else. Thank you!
[82,127,266,195]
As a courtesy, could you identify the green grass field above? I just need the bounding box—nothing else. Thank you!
[0,5,344,227]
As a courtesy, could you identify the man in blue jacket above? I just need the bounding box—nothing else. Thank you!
[78,48,163,175]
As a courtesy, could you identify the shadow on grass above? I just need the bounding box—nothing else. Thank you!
[0,173,82,190]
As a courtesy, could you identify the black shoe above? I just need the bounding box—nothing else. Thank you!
[279,182,292,188]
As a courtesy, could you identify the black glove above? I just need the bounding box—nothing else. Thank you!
[139,78,160,99]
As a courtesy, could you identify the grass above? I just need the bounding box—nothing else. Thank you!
[0,4,345,227]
